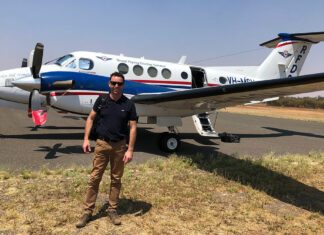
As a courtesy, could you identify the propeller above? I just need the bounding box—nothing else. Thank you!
[30,89,47,125]
[28,43,47,126]
[13,43,75,126]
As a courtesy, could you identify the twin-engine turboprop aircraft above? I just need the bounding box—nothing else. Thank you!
[1,31,324,152]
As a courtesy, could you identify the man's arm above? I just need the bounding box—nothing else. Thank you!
[83,109,97,154]
[123,120,137,164]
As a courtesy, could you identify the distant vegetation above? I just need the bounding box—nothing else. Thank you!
[267,97,324,109]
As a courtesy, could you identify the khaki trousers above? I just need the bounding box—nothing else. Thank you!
[83,138,126,215]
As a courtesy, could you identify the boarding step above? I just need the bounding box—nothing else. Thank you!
[192,113,218,137]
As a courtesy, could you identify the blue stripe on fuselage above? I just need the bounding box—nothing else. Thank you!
[40,71,177,95]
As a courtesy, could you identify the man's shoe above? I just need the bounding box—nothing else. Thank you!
[107,210,121,225]
[76,214,91,228]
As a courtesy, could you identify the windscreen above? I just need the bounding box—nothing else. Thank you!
[55,54,74,66]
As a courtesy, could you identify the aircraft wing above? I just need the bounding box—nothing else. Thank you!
[131,73,324,111]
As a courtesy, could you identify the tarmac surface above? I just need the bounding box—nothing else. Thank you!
[0,106,323,170]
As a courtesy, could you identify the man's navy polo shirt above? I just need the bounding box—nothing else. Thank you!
[93,94,137,141]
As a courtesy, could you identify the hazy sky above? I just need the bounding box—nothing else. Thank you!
[1,0,324,76]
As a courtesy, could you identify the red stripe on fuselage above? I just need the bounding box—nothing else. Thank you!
[128,79,191,85]
[276,42,296,48]
[129,79,220,87]
[50,92,105,96]
[48,82,220,97]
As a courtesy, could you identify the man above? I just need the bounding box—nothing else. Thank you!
[76,72,137,228]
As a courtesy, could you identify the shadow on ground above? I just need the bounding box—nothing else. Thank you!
[0,132,84,140]
[34,144,89,159]
[91,198,152,222]
[27,125,84,131]
[183,152,324,214]
[235,126,324,139]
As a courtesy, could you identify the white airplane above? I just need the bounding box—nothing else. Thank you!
[1,31,324,152]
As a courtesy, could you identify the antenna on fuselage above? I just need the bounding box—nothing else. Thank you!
[178,55,187,64]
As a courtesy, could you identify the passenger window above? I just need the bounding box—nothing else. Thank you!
[219,77,227,84]
[133,65,143,76]
[181,72,188,79]
[79,58,94,70]
[162,68,171,79]
[66,60,76,69]
[118,63,129,74]
[148,67,158,77]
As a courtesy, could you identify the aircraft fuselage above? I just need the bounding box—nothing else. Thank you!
[0,51,256,116]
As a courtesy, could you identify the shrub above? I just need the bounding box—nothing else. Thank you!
[267,96,324,109]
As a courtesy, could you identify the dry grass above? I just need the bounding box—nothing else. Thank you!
[0,152,323,234]
[220,103,324,122]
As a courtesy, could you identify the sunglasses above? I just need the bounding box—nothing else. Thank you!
[110,81,124,86]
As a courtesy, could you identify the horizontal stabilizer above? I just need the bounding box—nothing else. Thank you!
[260,31,324,48]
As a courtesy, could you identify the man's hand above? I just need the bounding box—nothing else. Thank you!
[123,150,133,164]
[83,139,91,154]
[83,110,96,154]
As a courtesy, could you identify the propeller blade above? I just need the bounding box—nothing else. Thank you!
[28,50,34,67]
[31,43,44,78]
[21,58,28,67]
[31,89,47,126]
[32,109,47,126]
[28,92,32,118]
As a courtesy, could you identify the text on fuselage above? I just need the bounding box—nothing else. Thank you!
[228,77,254,84]
[288,45,307,77]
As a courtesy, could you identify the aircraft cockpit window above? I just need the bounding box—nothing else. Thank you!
[66,60,76,69]
[55,54,74,66]
[118,63,129,74]
[148,67,158,78]
[162,68,171,79]
[79,58,94,70]
[133,65,143,76]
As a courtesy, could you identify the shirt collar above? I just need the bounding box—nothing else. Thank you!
[108,93,125,103]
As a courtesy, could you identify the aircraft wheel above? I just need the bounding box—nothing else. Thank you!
[158,132,180,153]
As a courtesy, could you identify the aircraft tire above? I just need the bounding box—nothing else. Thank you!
[158,132,180,153]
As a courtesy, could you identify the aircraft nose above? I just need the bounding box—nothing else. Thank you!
[12,76,41,91]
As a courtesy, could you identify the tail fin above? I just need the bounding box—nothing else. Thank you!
[256,32,324,80]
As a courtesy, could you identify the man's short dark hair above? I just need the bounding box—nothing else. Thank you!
[110,72,125,82]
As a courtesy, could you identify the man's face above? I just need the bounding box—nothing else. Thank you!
[109,75,124,96]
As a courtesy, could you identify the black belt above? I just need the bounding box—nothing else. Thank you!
[98,136,124,143]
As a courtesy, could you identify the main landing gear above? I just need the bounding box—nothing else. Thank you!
[158,126,180,153]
